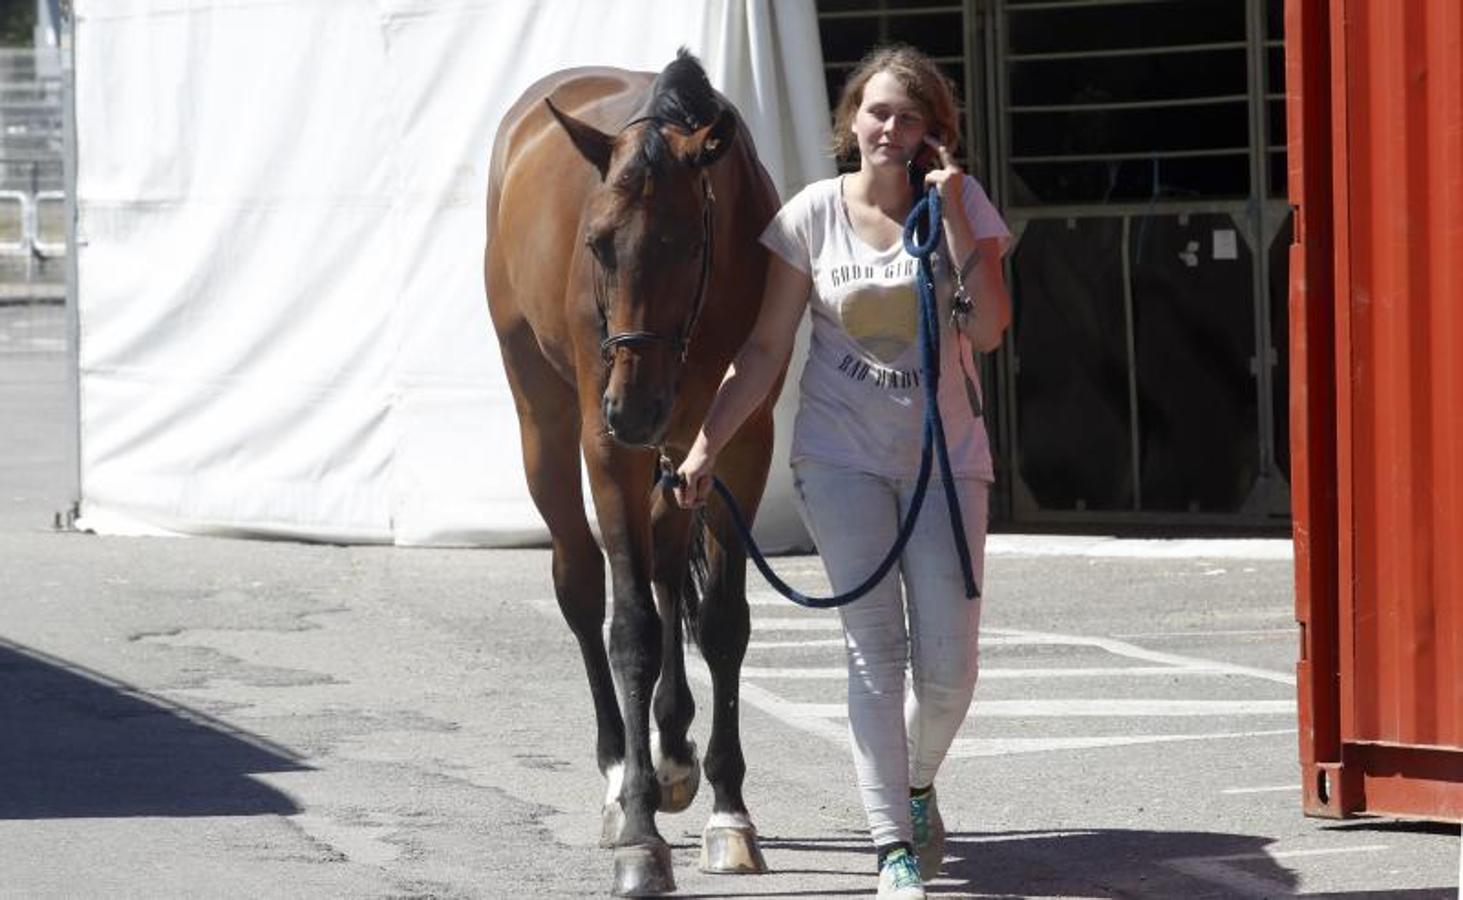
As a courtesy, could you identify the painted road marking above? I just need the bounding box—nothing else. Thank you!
[752,617,842,631]
[747,596,789,606]
[1266,844,1391,859]
[685,667,847,744]
[1221,784,1302,795]
[743,664,1249,680]
[984,534,1293,559]
[1112,627,1297,639]
[753,621,1298,689]
[531,591,1298,760]
[746,638,845,650]
[947,729,1296,759]
[985,628,1296,686]
[731,626,1297,757]
[783,698,1296,718]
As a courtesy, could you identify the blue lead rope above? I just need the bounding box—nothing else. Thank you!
[662,186,979,608]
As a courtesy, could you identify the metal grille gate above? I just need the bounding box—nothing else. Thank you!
[814,0,1292,529]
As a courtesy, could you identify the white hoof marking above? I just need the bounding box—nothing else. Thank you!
[650,732,697,786]
[707,811,755,830]
[604,761,624,806]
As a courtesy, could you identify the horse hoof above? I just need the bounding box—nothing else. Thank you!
[654,737,700,813]
[599,801,624,849]
[658,763,700,813]
[700,825,768,874]
[612,841,676,896]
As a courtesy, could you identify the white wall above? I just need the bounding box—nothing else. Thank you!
[72,0,831,550]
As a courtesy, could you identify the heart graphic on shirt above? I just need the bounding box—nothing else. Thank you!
[837,282,919,364]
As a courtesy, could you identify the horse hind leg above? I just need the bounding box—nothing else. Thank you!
[649,491,700,815]
[690,433,772,875]
[691,522,768,874]
[494,321,626,846]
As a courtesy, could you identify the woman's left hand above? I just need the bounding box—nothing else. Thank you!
[921,135,965,208]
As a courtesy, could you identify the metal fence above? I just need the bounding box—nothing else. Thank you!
[993,0,1291,527]
[0,47,65,298]
[812,0,1292,530]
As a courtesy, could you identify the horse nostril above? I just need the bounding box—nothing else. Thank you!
[599,393,670,447]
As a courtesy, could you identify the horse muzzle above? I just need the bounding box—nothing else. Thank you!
[602,392,671,447]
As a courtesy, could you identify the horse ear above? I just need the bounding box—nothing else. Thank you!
[545,97,614,179]
[683,108,737,168]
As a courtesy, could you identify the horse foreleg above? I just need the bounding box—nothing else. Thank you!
[495,321,626,844]
[546,528,625,847]
[693,426,772,875]
[607,548,674,895]
[586,440,676,896]
[649,491,699,815]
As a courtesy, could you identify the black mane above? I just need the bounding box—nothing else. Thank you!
[629,49,723,177]
[644,49,720,131]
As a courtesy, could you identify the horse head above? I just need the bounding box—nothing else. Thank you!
[546,52,737,447]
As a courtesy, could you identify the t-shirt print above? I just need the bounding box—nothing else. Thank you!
[758,175,1010,480]
[838,279,919,364]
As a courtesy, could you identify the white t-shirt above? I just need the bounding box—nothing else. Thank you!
[760,175,1011,480]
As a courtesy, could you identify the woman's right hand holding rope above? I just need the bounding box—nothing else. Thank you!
[675,435,717,509]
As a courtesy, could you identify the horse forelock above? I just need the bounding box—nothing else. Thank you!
[615,49,721,185]
[645,49,720,131]
[629,125,673,185]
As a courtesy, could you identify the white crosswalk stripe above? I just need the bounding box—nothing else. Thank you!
[532,560,1299,759]
[730,599,1298,757]
[948,729,1297,759]
[743,664,1257,680]
[777,698,1296,718]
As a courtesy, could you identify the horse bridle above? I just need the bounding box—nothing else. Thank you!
[593,119,717,365]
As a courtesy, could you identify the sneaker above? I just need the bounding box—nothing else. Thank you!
[910,787,945,880]
[877,846,925,899]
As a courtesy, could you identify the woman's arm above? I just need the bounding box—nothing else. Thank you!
[922,141,1011,353]
[674,252,811,508]
[962,235,1011,352]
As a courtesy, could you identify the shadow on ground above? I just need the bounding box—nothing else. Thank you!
[748,828,1455,897]
[930,828,1453,898]
[1324,819,1460,837]
[0,637,308,819]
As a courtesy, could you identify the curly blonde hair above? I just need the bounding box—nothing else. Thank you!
[830,44,962,163]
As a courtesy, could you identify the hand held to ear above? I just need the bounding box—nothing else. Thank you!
[921,135,965,205]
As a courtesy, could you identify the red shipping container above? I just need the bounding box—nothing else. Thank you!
[1288,0,1463,820]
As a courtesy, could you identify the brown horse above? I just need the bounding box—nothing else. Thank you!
[485,52,783,895]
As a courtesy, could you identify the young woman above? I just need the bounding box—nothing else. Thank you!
[674,44,1011,899]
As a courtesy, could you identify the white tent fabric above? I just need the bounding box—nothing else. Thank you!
[72,0,832,549]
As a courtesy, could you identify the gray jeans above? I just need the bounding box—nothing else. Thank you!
[792,460,988,848]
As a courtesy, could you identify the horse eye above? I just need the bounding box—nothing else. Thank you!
[587,232,616,268]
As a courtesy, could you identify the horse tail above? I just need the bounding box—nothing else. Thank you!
[681,510,712,651]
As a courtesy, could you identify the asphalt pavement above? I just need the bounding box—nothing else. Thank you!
[2,303,1458,898]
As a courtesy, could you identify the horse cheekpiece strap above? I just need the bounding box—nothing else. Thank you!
[595,175,714,365]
